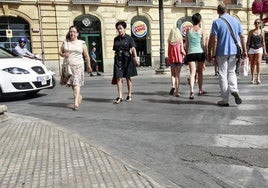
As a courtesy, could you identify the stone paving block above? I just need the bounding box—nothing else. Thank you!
[0,116,160,188]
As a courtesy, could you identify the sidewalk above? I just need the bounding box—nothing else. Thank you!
[0,112,163,188]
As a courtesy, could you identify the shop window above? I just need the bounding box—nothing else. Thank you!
[127,0,153,6]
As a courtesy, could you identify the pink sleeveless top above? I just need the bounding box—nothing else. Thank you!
[167,42,183,65]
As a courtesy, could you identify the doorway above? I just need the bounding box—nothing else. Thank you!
[131,16,151,67]
[74,15,103,72]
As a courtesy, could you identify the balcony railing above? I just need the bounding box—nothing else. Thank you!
[0,0,21,3]
[224,0,243,8]
[174,0,204,7]
[127,0,153,7]
[72,0,101,4]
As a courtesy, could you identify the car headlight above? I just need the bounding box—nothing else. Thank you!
[3,67,30,74]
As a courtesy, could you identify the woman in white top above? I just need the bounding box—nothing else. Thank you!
[59,25,92,110]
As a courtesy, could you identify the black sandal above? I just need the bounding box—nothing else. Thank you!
[114,97,123,104]
[126,96,132,102]
[189,92,194,99]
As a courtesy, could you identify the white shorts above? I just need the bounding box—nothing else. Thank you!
[248,47,263,55]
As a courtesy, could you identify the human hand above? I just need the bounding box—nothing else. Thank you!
[87,66,92,73]
[133,57,140,66]
[64,51,70,58]
[242,52,248,59]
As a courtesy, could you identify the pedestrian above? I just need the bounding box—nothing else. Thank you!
[89,47,101,76]
[59,25,92,110]
[13,37,35,59]
[247,19,267,84]
[167,27,186,97]
[112,21,140,104]
[185,13,207,99]
[207,3,247,106]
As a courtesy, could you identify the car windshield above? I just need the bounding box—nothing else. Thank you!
[0,47,16,58]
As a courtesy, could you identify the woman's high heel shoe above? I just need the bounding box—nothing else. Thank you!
[73,105,79,111]
[114,97,123,104]
[126,96,132,102]
[189,92,194,99]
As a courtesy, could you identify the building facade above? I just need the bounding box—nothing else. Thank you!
[0,0,261,73]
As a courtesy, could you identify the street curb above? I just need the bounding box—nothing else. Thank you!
[0,105,8,123]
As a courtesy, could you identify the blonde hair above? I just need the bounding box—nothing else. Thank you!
[168,28,183,43]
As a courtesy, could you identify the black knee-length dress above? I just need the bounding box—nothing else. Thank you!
[113,34,138,78]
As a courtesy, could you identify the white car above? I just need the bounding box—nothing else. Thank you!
[0,47,55,98]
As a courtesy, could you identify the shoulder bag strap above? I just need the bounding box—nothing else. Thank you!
[220,17,239,46]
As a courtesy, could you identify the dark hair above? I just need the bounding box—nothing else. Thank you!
[217,3,227,14]
[192,13,202,25]
[66,25,80,40]
[115,21,127,29]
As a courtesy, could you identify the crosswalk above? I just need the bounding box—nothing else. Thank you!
[178,73,268,187]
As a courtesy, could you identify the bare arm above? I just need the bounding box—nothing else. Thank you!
[246,30,252,51]
[59,42,68,58]
[131,46,140,66]
[202,30,207,55]
[185,30,189,54]
[82,44,92,73]
[239,34,248,59]
[262,31,267,55]
[207,34,217,59]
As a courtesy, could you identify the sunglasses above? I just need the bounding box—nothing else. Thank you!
[255,22,261,24]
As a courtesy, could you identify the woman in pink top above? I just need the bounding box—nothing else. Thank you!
[167,28,186,97]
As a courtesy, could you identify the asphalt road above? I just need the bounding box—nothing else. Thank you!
[1,65,268,188]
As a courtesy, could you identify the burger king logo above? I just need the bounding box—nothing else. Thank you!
[132,21,147,38]
[180,21,193,37]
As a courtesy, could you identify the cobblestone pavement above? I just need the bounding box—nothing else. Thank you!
[0,114,160,188]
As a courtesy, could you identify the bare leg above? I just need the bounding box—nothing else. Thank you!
[171,67,175,88]
[197,61,204,93]
[114,77,123,104]
[72,85,81,109]
[248,54,255,83]
[169,66,176,95]
[256,53,262,83]
[189,61,196,98]
[174,65,182,96]
[126,77,132,97]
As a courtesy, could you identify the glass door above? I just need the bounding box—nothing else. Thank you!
[81,33,103,72]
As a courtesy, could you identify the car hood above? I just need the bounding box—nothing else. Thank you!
[0,57,46,70]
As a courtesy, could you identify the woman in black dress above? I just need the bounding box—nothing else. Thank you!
[113,21,140,104]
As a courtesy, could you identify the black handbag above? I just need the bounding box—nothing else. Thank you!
[220,17,242,59]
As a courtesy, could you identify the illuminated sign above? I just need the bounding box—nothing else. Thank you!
[180,21,193,37]
[132,21,147,38]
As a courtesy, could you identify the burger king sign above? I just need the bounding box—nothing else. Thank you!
[132,21,147,38]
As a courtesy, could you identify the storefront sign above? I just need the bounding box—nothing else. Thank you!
[82,18,91,27]
[180,21,193,37]
[6,29,12,38]
[132,21,147,38]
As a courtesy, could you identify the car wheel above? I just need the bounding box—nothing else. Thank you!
[52,76,56,88]
[0,88,3,99]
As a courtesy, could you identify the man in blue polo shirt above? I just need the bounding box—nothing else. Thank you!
[208,3,247,107]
